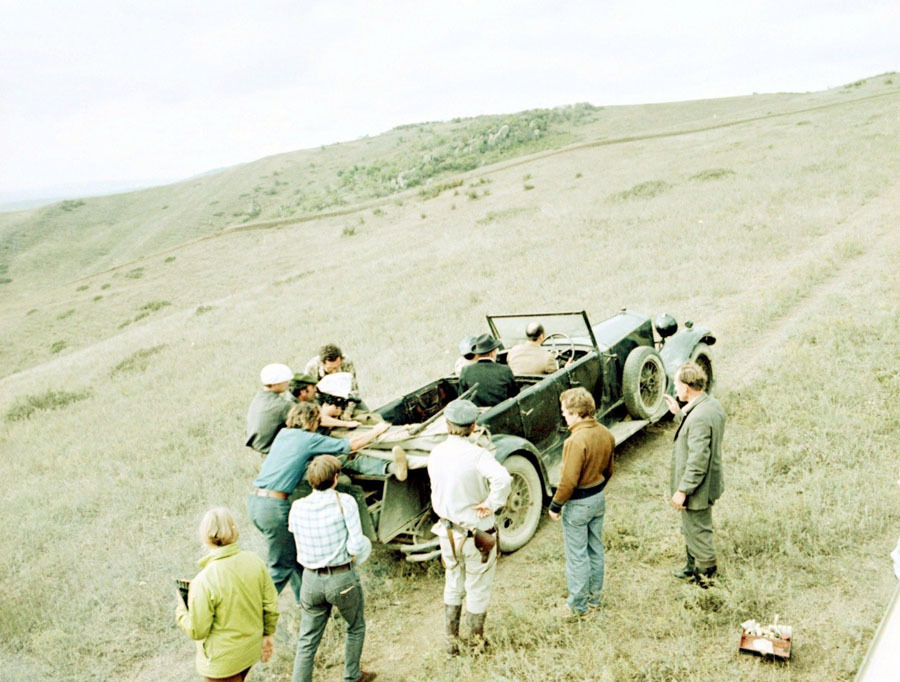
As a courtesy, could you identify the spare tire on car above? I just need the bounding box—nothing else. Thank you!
[622,346,667,419]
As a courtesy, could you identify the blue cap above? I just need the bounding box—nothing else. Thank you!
[445,399,479,426]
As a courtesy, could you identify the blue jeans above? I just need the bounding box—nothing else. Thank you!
[246,495,302,603]
[561,490,606,614]
[292,568,366,682]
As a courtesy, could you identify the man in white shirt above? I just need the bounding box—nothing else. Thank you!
[427,399,511,655]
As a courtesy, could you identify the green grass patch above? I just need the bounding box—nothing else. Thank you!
[164,256,176,263]
[56,309,75,320]
[139,300,171,313]
[110,345,167,377]
[195,305,215,315]
[75,284,88,291]
[690,168,736,182]
[610,180,672,201]
[476,207,532,225]
[123,267,144,279]
[58,199,85,212]
[49,340,67,354]
[5,388,92,421]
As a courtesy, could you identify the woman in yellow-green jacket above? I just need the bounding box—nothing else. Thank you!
[177,508,280,682]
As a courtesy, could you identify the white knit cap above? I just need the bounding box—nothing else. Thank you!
[260,363,293,385]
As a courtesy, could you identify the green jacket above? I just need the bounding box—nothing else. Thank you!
[176,544,279,678]
[670,393,726,510]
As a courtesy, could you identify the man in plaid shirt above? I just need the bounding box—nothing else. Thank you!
[288,455,374,682]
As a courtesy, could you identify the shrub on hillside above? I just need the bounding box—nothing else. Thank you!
[50,340,67,354]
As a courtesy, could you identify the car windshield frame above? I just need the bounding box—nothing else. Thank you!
[486,311,598,351]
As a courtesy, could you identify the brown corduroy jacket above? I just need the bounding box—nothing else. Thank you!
[551,418,615,511]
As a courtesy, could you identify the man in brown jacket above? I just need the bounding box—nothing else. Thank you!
[548,387,615,617]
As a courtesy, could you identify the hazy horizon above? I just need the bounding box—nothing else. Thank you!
[2,1,898,199]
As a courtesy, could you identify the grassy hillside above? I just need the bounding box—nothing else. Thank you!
[1,73,899,681]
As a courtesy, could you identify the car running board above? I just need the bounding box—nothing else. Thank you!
[608,419,650,446]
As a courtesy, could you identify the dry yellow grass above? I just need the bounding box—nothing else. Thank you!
[1,74,899,681]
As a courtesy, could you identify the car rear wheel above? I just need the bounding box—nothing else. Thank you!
[497,454,542,553]
[622,346,667,419]
[690,343,715,392]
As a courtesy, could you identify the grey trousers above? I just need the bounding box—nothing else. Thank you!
[681,505,716,569]
[292,568,366,682]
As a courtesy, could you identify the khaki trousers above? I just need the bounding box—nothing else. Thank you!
[439,533,497,614]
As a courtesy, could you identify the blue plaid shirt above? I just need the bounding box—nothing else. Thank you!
[289,489,371,568]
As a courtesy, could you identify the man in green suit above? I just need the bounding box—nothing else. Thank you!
[664,360,726,585]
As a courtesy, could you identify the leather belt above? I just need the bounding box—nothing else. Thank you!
[311,563,351,575]
[252,487,289,500]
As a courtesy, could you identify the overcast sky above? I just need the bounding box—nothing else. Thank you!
[1,1,897,198]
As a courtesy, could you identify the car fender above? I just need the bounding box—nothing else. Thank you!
[490,434,552,498]
[659,326,716,387]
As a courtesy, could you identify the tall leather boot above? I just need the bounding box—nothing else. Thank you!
[692,565,717,588]
[466,611,489,654]
[444,604,462,656]
[672,549,695,579]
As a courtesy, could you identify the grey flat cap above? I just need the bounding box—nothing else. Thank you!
[445,399,479,426]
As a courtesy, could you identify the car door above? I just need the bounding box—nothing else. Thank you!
[517,372,567,454]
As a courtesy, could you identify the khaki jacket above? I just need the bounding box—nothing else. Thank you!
[670,393,726,510]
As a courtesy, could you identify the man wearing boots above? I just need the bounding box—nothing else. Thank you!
[664,360,726,586]
[427,399,511,655]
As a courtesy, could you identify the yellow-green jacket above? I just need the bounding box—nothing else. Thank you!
[176,543,279,678]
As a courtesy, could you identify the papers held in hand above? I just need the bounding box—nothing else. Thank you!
[176,578,191,606]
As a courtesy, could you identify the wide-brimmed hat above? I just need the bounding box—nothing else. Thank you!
[260,363,293,385]
[471,333,501,355]
[445,399,479,426]
[458,335,477,360]
[317,372,353,399]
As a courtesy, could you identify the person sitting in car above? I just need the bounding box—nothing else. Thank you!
[458,334,519,408]
[507,323,558,375]
[453,335,477,375]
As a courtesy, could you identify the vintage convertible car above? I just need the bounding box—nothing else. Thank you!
[345,310,715,561]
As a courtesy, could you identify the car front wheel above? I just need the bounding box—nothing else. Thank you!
[496,454,542,553]
[622,346,667,419]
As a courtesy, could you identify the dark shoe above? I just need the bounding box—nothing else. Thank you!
[466,611,489,653]
[444,604,462,656]
[391,446,408,482]
[672,549,696,580]
[691,565,717,588]
[355,672,377,682]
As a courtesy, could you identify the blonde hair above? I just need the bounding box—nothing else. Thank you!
[308,455,342,490]
[446,421,473,437]
[675,361,708,392]
[287,402,320,430]
[560,387,595,418]
[199,507,239,547]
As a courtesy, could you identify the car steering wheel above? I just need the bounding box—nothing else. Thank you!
[541,332,576,364]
